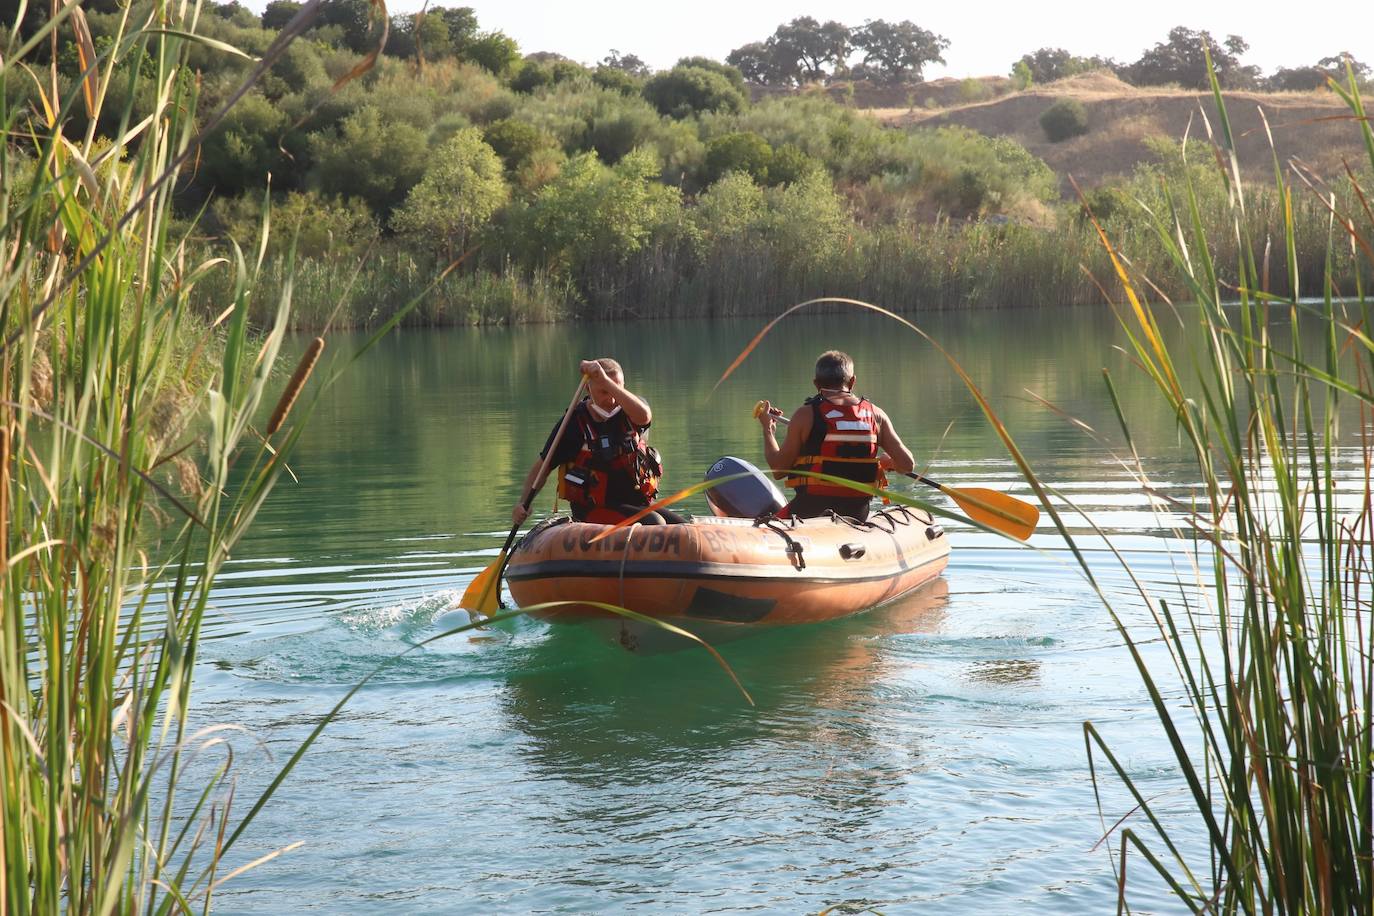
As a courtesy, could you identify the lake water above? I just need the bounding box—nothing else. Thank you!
[195,305,1355,913]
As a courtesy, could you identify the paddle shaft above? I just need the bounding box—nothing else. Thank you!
[491,376,588,588]
[514,375,588,528]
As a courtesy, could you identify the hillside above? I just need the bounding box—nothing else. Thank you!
[865,71,1365,193]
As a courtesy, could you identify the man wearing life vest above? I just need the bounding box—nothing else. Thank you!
[756,350,914,523]
[513,358,680,526]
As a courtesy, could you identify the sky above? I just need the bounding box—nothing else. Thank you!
[266,0,1374,80]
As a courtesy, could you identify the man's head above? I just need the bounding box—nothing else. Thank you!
[814,350,855,391]
[588,357,624,410]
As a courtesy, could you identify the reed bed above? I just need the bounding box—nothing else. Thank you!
[0,0,429,909]
[208,195,1369,327]
[1028,61,1374,910]
[189,253,568,327]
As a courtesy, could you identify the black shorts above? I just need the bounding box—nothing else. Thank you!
[785,493,871,522]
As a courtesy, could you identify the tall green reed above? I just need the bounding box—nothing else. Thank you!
[1037,57,1374,911]
[0,0,409,910]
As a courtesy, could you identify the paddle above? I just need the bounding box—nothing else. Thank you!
[459,375,588,615]
[752,400,1040,541]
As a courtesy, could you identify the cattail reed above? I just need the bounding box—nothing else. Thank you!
[266,336,324,436]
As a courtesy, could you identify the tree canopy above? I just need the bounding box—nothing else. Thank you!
[1123,26,1259,89]
[727,17,947,87]
[391,128,509,257]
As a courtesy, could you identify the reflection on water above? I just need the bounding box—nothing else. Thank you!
[502,580,951,786]
[195,309,1367,913]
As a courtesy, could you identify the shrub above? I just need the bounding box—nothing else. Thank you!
[391,127,510,257]
[513,148,682,276]
[308,105,429,214]
[483,117,554,172]
[196,91,289,196]
[643,66,747,118]
[693,171,766,247]
[510,60,553,93]
[591,65,642,96]
[1039,98,1088,142]
[209,190,379,259]
[767,143,819,185]
[704,131,773,185]
[958,77,990,102]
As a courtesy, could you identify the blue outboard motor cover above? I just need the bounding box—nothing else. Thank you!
[704,456,787,519]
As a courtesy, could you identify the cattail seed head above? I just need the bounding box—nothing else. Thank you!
[29,348,53,410]
[266,337,325,436]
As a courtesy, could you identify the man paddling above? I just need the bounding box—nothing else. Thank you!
[755,350,913,523]
[513,358,680,526]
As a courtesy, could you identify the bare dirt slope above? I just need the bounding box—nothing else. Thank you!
[868,71,1364,192]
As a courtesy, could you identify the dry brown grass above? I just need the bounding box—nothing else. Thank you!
[866,71,1362,191]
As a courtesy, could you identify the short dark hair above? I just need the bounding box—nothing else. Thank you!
[594,357,623,380]
[814,350,854,387]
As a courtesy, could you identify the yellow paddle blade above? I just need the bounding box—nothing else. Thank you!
[458,553,506,615]
[941,486,1039,541]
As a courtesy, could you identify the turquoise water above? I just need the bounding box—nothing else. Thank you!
[192,307,1356,913]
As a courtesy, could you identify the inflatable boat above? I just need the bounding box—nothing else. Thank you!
[505,457,950,650]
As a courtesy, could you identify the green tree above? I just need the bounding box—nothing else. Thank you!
[410,11,452,59]
[1011,60,1033,90]
[261,0,301,31]
[769,17,851,82]
[589,104,660,164]
[1124,26,1259,88]
[392,127,509,257]
[726,41,789,86]
[269,41,326,94]
[592,65,643,95]
[1013,47,1119,84]
[675,56,746,91]
[520,147,681,276]
[309,106,429,214]
[693,170,766,249]
[463,30,520,76]
[510,60,554,93]
[198,92,288,197]
[704,131,772,184]
[643,66,746,118]
[765,170,850,272]
[316,0,376,52]
[440,6,479,49]
[1268,53,1371,91]
[766,143,817,186]
[483,118,554,172]
[852,19,948,85]
[601,49,649,77]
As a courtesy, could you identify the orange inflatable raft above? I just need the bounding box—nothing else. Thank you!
[505,504,950,649]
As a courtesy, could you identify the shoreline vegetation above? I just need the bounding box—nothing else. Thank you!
[12,3,1373,329]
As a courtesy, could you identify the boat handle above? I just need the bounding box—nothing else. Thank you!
[838,543,866,560]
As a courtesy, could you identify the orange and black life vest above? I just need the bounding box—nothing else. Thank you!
[557,403,661,517]
[786,395,881,498]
